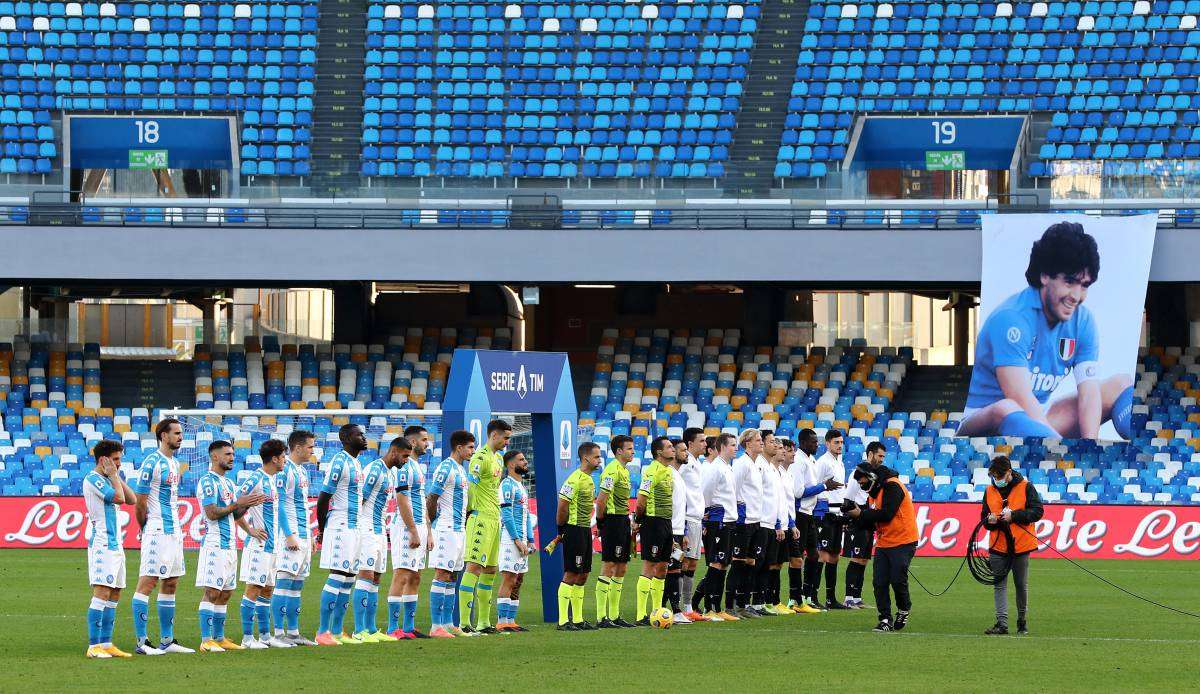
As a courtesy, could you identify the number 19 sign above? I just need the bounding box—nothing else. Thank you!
[65,115,236,171]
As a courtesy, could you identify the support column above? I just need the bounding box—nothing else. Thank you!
[1150,283,1189,347]
[332,282,373,344]
[951,292,976,366]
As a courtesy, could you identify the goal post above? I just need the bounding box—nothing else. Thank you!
[443,349,577,623]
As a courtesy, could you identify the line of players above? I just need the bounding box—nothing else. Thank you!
[551,426,912,632]
[83,416,908,656]
[83,417,533,657]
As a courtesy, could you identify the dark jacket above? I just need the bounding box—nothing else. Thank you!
[854,466,903,526]
[980,472,1045,528]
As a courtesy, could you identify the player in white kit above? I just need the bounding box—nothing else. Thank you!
[315,424,368,645]
[348,436,410,643]
[388,436,430,639]
[131,418,191,655]
[83,440,136,659]
[424,429,475,638]
[497,449,534,632]
[271,430,318,646]
[196,441,265,652]
[677,428,706,621]
[237,438,293,649]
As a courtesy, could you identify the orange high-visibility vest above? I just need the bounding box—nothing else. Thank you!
[869,478,918,549]
[985,479,1039,554]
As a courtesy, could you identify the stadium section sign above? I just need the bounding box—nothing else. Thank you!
[849,115,1025,170]
[5,498,1199,560]
[65,115,237,170]
[958,214,1156,441]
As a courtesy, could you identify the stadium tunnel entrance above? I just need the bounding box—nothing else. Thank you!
[842,116,1026,201]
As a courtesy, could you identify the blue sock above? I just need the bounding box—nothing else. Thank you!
[199,601,214,641]
[402,595,417,633]
[256,598,272,637]
[132,593,149,642]
[240,598,256,638]
[87,597,105,646]
[998,410,1060,438]
[102,601,117,645]
[510,598,519,624]
[352,580,372,634]
[213,605,227,640]
[442,584,457,626]
[319,578,340,633]
[332,578,352,634]
[366,585,379,633]
[288,580,304,632]
[387,596,402,633]
[429,584,444,628]
[157,594,176,643]
[271,582,290,635]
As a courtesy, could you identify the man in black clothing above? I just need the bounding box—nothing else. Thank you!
[847,463,918,632]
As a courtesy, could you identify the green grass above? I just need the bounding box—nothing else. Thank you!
[4,550,1199,691]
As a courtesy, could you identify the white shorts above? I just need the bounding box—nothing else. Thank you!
[88,544,127,588]
[390,523,427,572]
[196,546,239,590]
[356,530,389,574]
[683,519,702,560]
[275,536,312,578]
[498,534,529,575]
[139,527,186,579]
[428,527,465,572]
[319,523,362,573]
[240,545,276,587]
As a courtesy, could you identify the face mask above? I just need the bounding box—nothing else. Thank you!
[992,477,1009,489]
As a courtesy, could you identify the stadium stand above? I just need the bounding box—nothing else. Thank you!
[776,0,1200,179]
[360,0,757,178]
[4,335,1200,505]
[191,327,512,409]
[0,0,317,178]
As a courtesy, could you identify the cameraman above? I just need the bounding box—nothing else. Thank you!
[846,462,917,633]
[981,455,1044,636]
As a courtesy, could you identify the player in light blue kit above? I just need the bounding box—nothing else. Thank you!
[316,424,367,645]
[388,435,432,639]
[958,221,1134,439]
[196,440,265,652]
[272,430,318,646]
[237,438,293,649]
[497,450,535,632]
[83,440,136,659]
[424,429,475,638]
[349,436,411,643]
[131,418,191,655]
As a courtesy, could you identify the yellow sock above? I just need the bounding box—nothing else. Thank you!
[608,576,624,620]
[636,575,652,620]
[650,577,665,614]
[595,577,610,620]
[557,582,571,625]
[571,584,585,624]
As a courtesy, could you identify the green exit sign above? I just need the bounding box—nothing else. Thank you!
[129,149,169,169]
[925,150,966,170]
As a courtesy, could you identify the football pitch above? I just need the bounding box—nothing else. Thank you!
[4,550,1198,692]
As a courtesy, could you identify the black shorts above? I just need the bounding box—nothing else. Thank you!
[702,520,731,565]
[561,525,593,575]
[817,514,845,554]
[599,514,632,563]
[748,526,769,566]
[774,530,790,565]
[757,529,779,569]
[841,524,875,559]
[790,513,819,559]
[639,516,673,563]
[730,523,755,561]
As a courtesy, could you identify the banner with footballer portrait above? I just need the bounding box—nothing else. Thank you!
[957,213,1156,441]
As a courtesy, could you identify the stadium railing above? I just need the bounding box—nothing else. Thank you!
[0,201,1191,230]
